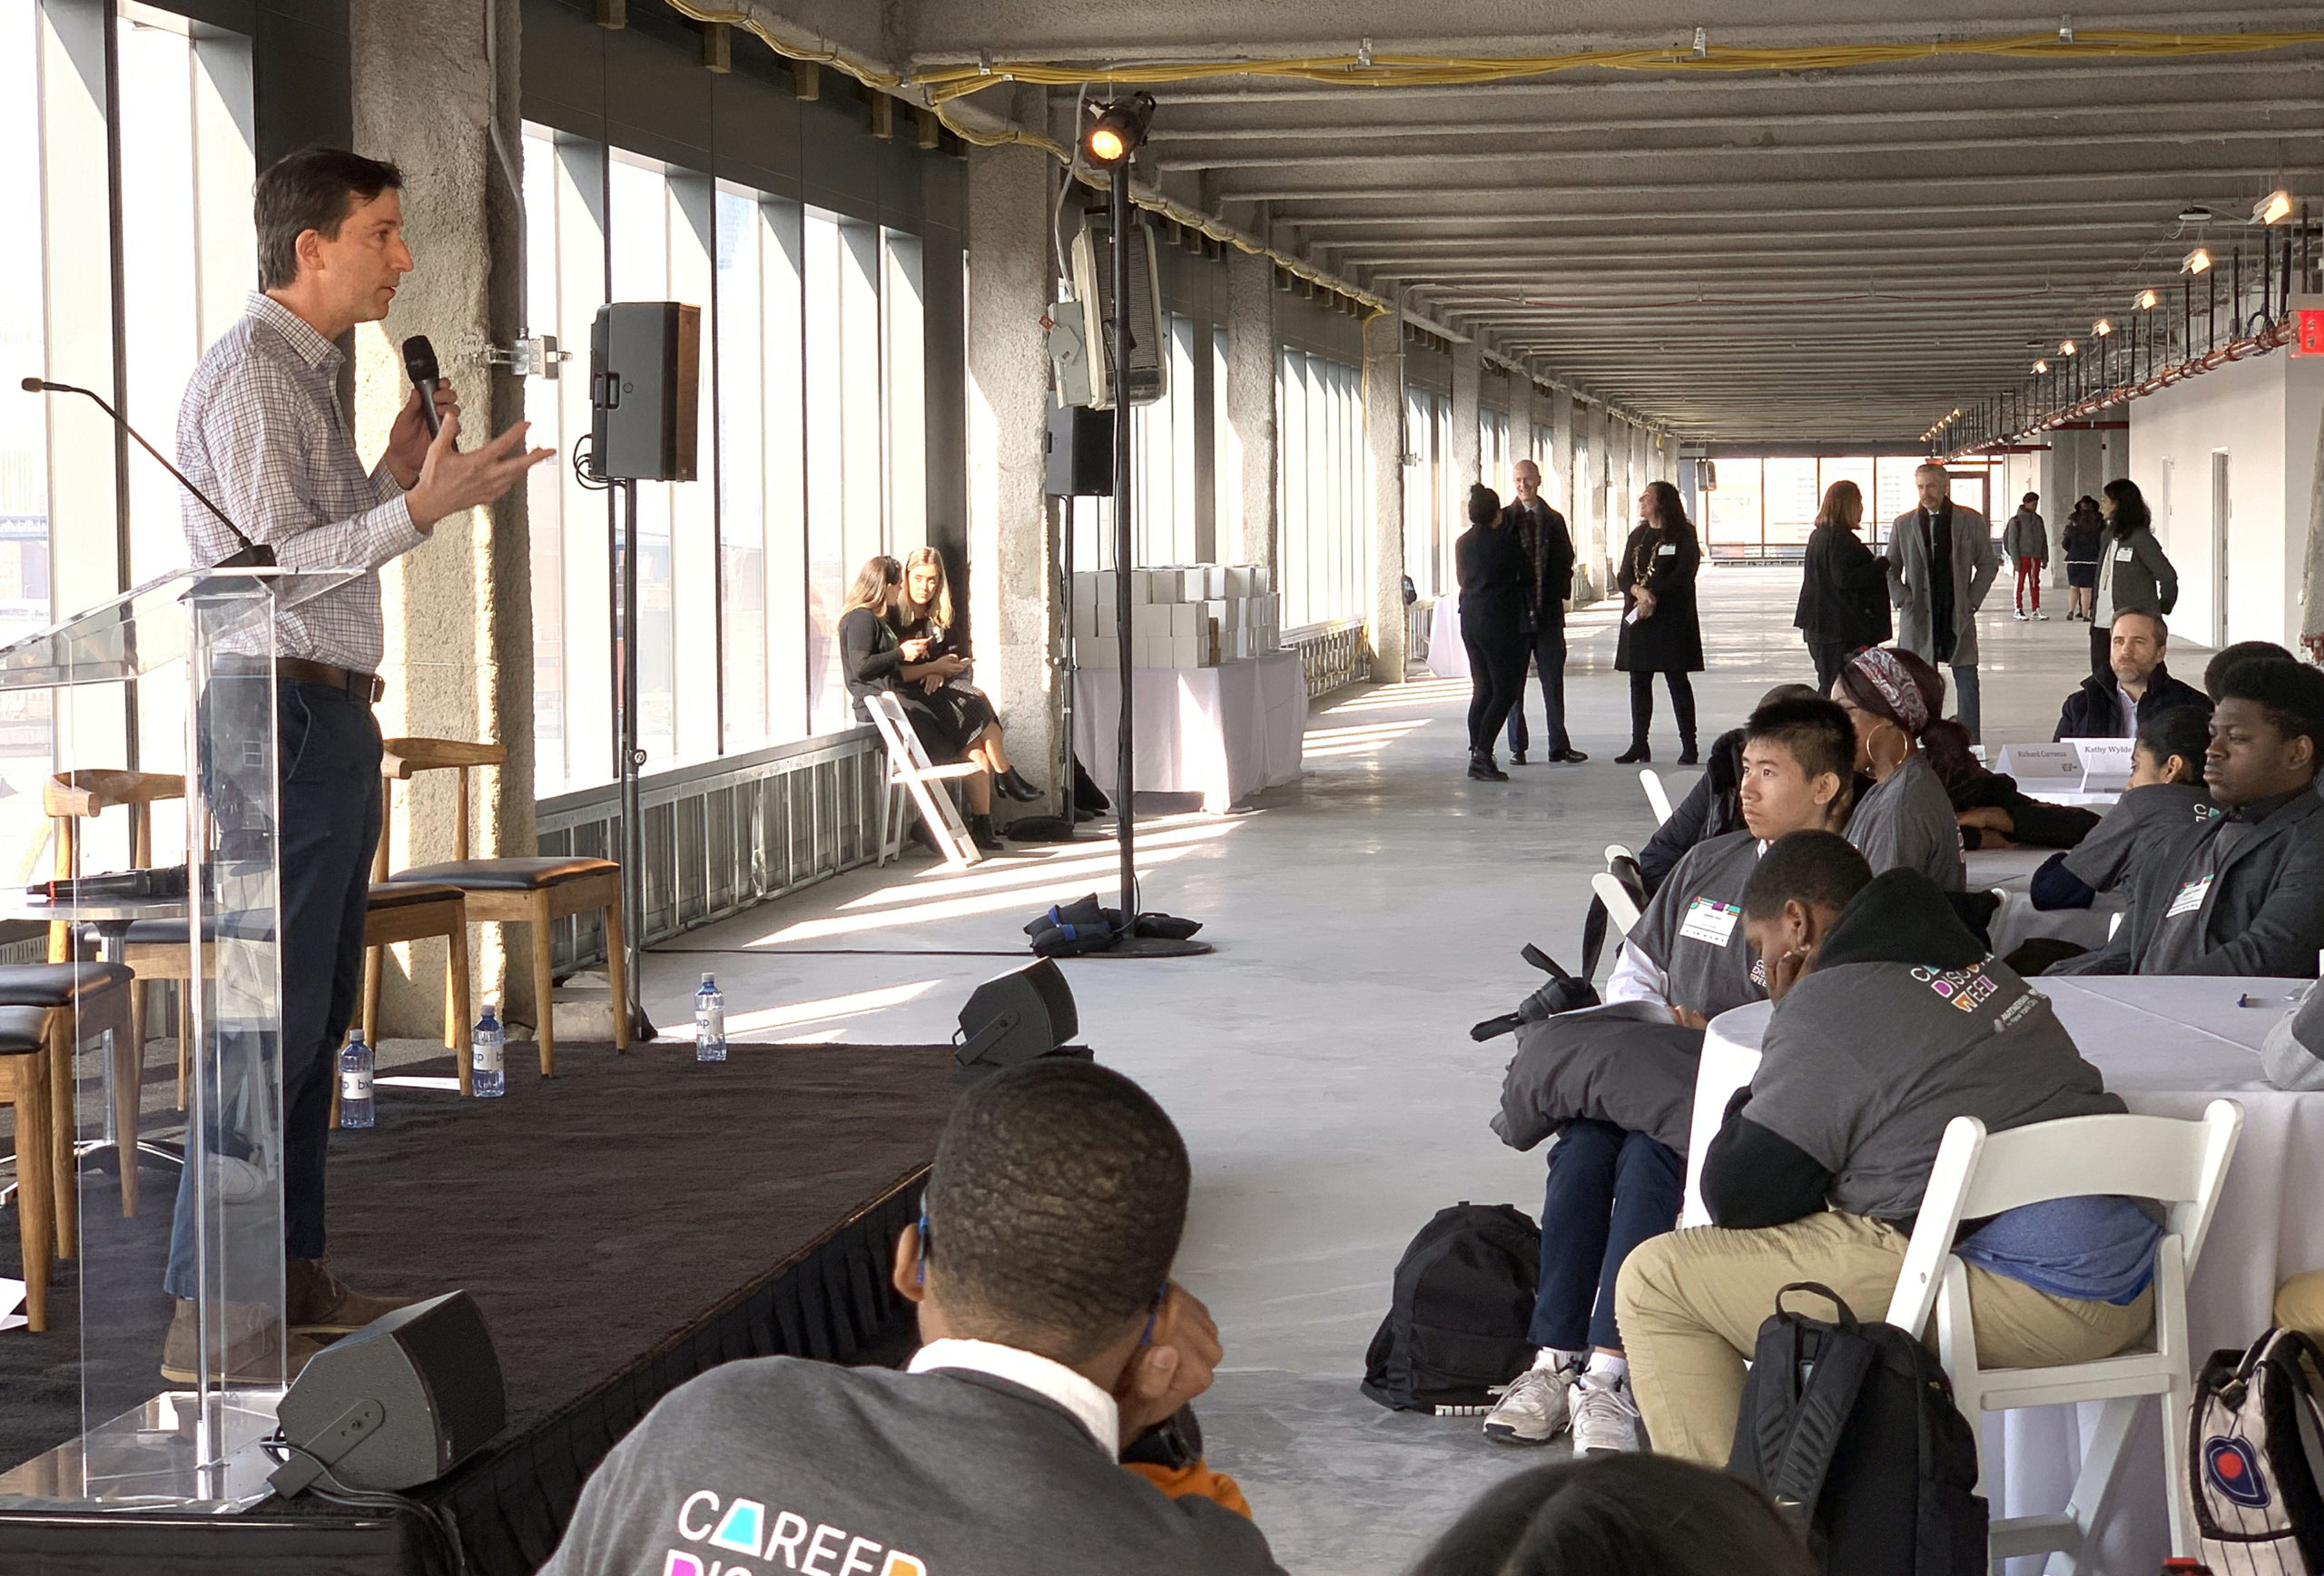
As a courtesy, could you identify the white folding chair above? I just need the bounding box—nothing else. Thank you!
[1590,872,1641,941]
[1639,769,1673,826]
[1885,1099,2243,1572]
[865,693,986,871]
[1604,842,1635,867]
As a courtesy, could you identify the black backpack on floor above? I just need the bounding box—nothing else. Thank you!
[1727,1283,1986,1576]
[1361,1203,1539,1413]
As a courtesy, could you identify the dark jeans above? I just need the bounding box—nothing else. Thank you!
[1532,1119,1686,1352]
[165,679,383,1299]
[1627,669,1698,751]
[2091,621,2112,684]
[1503,621,1571,758]
[1464,625,1529,756]
[1807,640,1855,697]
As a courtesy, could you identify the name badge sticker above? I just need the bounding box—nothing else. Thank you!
[2115,547,2134,562]
[2165,874,2212,919]
[1679,897,1740,946]
[1656,543,1678,557]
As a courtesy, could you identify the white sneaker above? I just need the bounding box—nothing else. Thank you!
[1482,1361,1581,1447]
[2013,610,2028,621]
[2034,610,2050,621]
[1569,1372,1643,1454]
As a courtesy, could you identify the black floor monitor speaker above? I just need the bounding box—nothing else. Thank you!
[1045,404,1114,497]
[273,1290,507,1495]
[955,959,1082,1069]
[589,301,700,481]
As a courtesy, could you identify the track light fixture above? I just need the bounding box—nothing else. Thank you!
[2135,288,2160,310]
[2182,247,2212,274]
[1083,93,1157,166]
[2034,359,2049,374]
[2060,340,2077,357]
[2092,319,2112,338]
[2253,190,2293,226]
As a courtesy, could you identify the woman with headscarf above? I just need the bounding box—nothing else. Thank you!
[1830,645,1965,890]
[1457,482,1530,781]
[2089,477,2177,683]
[1614,480,1705,764]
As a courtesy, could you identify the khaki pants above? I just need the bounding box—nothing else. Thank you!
[1615,1211,2155,1464]
[2277,1269,2324,1341]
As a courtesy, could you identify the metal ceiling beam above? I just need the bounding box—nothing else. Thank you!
[1230,162,2321,202]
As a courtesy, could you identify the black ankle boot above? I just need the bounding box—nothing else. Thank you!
[1468,751,1508,783]
[996,766,1041,802]
[1614,741,1651,764]
[969,813,1005,852]
[1677,738,1699,766]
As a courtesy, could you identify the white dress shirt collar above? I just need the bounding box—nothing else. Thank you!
[908,1337,1120,1460]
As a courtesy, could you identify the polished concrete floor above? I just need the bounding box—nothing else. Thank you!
[636,566,2181,1575]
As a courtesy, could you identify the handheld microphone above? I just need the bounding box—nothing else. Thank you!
[20,377,274,569]
[400,335,442,439]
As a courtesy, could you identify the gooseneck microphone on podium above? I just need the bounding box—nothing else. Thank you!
[20,376,275,569]
[400,335,443,439]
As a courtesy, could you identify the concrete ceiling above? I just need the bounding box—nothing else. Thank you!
[762,3,2324,444]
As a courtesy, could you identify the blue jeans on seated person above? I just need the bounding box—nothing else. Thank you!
[1532,1118,1685,1352]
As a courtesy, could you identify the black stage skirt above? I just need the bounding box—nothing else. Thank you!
[896,682,994,760]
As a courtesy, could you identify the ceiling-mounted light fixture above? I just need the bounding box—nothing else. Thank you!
[2182,247,2212,274]
[2093,319,2113,338]
[2178,204,2213,226]
[2060,340,2077,357]
[2034,359,2049,374]
[1082,93,1157,165]
[2135,288,2161,310]
[2253,190,2293,226]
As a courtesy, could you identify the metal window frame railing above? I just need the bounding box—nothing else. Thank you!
[534,727,887,971]
[1286,615,1371,698]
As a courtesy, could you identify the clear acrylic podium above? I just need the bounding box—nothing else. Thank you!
[0,565,357,1512]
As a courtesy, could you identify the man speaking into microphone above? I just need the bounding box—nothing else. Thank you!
[161,147,551,1382]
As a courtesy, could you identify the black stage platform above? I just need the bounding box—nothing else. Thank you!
[0,1040,965,1575]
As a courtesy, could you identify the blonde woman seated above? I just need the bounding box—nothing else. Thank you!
[891,547,1039,806]
[838,557,1019,854]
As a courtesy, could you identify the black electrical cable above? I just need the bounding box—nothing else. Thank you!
[263,1434,470,1576]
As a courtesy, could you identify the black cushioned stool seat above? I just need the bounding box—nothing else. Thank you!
[0,961,136,1005]
[0,1005,50,1054]
[389,857,614,891]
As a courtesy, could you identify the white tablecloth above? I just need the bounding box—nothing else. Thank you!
[1680,977,2324,1572]
[1425,596,1468,679]
[1072,651,1307,813]
[1965,846,2053,887]
[1965,847,2122,960]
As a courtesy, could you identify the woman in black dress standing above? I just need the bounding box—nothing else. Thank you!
[1614,480,1705,764]
[1456,483,1529,782]
[838,556,1009,852]
[1793,478,1891,694]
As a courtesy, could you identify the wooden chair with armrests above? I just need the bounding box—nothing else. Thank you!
[44,771,201,1108]
[376,738,625,1078]
[0,963,137,1283]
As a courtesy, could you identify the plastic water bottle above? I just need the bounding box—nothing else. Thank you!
[471,1004,506,1098]
[694,973,726,1062]
[338,1030,375,1128]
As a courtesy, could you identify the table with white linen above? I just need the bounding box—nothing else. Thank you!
[1964,846,2121,960]
[1679,977,2324,1573]
[1071,651,1307,813]
[1425,595,1468,679]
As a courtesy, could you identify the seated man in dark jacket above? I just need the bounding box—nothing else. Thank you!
[539,1060,1283,1576]
[2049,658,2324,977]
[1486,699,1855,1456]
[1616,835,2157,1464]
[2053,609,2208,740]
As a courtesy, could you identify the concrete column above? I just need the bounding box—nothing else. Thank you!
[1451,341,1482,496]
[1592,406,1617,582]
[350,0,535,1035]
[1224,249,1278,572]
[1552,389,1587,599]
[1364,310,1407,682]
[1506,377,1535,483]
[963,123,1060,814]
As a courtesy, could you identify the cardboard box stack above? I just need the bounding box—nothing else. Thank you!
[1069,565,1281,669]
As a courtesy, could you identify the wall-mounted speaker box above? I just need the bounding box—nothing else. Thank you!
[589,301,700,482]
[1046,405,1115,497]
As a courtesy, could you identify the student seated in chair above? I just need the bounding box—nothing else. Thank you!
[1484,698,1855,1456]
[2046,658,2324,978]
[1614,833,2158,1464]
[539,1059,1283,1576]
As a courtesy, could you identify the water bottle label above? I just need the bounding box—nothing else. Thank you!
[474,1037,504,1073]
[340,1067,372,1102]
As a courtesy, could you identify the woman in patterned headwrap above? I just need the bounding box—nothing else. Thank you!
[1831,645,1965,891]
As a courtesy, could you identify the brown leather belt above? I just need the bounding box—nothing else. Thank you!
[217,656,386,704]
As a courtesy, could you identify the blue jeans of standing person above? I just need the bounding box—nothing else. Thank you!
[1951,664,1982,744]
[1532,1119,1686,1352]
[165,678,382,1300]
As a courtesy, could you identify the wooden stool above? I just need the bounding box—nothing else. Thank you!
[0,963,138,1261]
[360,882,473,1096]
[0,1006,57,1332]
[378,738,627,1077]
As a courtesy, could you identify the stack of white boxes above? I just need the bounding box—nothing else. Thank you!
[1069,565,1282,669]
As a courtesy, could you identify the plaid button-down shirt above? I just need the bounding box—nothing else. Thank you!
[176,293,425,673]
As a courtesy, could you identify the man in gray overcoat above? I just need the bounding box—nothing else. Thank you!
[1886,462,2001,741]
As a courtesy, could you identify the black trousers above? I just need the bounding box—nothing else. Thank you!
[166,678,382,1298]
[1628,668,1698,750]
[1808,639,1856,697]
[1503,621,1571,758]
[2091,620,2112,683]
[1464,627,1530,756]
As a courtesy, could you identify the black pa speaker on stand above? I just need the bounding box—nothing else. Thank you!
[954,960,1088,1069]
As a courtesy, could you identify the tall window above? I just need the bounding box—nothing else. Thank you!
[1275,346,1365,627]
[522,129,926,791]
[1129,313,1198,566]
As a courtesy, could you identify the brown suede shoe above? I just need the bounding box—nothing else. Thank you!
[160,1298,326,1386]
[286,1257,417,1335]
